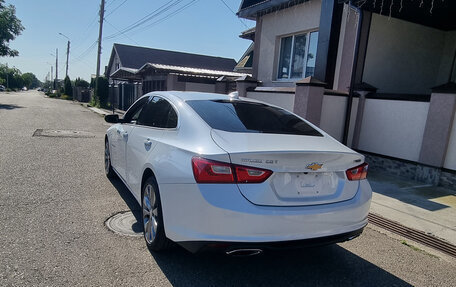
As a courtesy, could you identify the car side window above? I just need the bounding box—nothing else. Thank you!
[123,97,149,123]
[137,96,178,128]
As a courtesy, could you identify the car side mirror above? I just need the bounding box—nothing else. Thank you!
[105,114,120,123]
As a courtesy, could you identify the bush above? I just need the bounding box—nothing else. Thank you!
[95,76,109,108]
[64,76,73,99]
[74,77,89,88]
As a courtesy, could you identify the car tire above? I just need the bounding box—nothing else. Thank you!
[104,139,116,178]
[142,176,171,251]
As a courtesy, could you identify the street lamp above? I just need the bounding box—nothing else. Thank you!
[46,62,53,84]
[50,49,58,89]
[58,33,70,78]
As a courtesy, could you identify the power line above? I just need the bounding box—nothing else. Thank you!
[105,19,139,44]
[219,0,248,29]
[103,0,184,40]
[74,40,98,62]
[105,0,128,17]
[130,0,199,36]
[105,0,120,8]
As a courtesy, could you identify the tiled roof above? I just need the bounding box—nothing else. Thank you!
[139,63,248,78]
[110,63,249,80]
[113,43,237,72]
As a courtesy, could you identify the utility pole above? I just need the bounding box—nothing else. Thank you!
[96,0,105,79]
[55,48,58,82]
[59,33,71,78]
[66,41,70,78]
[6,63,8,89]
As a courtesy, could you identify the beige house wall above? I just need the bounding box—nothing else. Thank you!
[444,109,456,170]
[358,99,430,162]
[257,0,321,86]
[363,14,454,94]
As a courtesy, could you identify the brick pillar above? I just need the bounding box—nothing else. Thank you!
[419,82,456,167]
[294,76,326,126]
[236,75,258,98]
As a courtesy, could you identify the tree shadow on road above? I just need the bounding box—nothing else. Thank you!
[0,103,24,110]
[150,245,412,287]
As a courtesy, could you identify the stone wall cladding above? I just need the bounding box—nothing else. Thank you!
[362,153,456,187]
[439,171,456,189]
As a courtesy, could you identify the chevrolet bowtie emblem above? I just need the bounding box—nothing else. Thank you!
[306,163,323,171]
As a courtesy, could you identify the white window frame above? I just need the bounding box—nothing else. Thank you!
[276,29,318,81]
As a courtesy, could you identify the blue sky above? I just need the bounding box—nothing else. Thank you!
[1,0,254,81]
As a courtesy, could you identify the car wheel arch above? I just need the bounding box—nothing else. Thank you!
[141,166,161,198]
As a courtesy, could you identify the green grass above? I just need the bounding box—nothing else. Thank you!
[60,94,72,100]
[400,240,439,258]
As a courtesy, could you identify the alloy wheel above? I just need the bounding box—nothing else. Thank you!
[143,184,158,244]
[104,141,111,174]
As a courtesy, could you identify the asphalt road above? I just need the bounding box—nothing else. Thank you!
[0,90,455,287]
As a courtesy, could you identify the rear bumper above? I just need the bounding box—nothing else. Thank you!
[159,180,372,250]
[179,226,365,253]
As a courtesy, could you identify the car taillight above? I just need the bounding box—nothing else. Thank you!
[192,157,272,184]
[235,166,273,183]
[346,163,368,181]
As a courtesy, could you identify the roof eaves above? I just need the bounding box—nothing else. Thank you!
[237,0,308,19]
[139,63,250,78]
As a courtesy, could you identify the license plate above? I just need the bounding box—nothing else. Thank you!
[274,172,337,198]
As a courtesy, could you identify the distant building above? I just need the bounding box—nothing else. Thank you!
[106,43,248,110]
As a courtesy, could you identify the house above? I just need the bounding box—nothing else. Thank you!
[236,0,456,187]
[106,43,248,110]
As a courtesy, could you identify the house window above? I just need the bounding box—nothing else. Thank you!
[277,31,319,80]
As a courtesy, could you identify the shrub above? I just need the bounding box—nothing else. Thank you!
[95,76,109,108]
[64,76,73,99]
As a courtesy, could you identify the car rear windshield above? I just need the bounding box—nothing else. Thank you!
[186,100,322,136]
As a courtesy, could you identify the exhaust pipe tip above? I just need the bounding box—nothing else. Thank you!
[226,248,263,257]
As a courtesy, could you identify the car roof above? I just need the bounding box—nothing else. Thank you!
[150,91,234,102]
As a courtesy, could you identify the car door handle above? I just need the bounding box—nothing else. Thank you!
[116,129,121,134]
[122,132,128,140]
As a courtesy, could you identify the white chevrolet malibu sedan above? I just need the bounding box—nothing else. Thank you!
[104,91,372,255]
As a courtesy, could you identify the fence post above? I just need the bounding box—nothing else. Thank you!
[236,75,258,98]
[419,82,456,168]
[351,82,377,149]
[294,76,326,126]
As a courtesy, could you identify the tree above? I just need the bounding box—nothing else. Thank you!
[64,76,73,98]
[74,77,90,88]
[0,0,24,57]
[95,76,109,108]
[22,72,41,89]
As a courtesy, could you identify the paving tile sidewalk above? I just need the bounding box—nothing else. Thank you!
[81,103,124,117]
[368,171,456,246]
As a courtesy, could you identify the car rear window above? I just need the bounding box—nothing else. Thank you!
[186,100,322,136]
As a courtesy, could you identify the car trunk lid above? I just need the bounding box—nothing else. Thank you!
[211,129,364,206]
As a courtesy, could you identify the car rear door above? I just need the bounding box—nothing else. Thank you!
[125,96,178,199]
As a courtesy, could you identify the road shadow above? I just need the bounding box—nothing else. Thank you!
[108,177,143,233]
[149,244,412,287]
[106,175,412,286]
[368,171,451,211]
[0,103,23,110]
